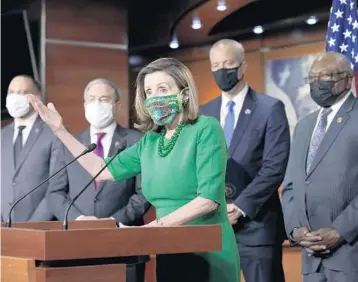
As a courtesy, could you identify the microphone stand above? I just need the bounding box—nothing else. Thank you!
[62,144,126,230]
[6,143,96,228]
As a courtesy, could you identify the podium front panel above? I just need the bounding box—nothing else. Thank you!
[1,225,222,260]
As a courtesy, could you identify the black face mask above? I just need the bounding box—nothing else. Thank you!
[213,66,242,92]
[310,79,347,108]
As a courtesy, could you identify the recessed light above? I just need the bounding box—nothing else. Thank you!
[253,25,264,34]
[191,15,202,30]
[217,0,227,11]
[169,35,179,49]
[306,16,318,25]
[128,55,143,66]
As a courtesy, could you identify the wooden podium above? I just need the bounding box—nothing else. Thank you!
[1,220,221,282]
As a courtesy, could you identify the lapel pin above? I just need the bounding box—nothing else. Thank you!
[35,128,39,134]
[337,117,343,123]
[115,141,120,147]
[244,109,251,115]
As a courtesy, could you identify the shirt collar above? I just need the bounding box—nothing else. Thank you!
[90,121,117,137]
[221,84,249,108]
[14,112,38,129]
[319,91,352,115]
[331,91,351,112]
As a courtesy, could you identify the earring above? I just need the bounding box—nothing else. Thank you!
[183,96,189,103]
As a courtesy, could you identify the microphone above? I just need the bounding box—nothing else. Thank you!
[6,143,97,228]
[62,141,127,230]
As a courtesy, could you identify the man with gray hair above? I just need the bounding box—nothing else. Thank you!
[201,39,290,282]
[47,78,150,282]
[282,52,358,282]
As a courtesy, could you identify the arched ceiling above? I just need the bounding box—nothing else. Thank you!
[2,0,333,53]
[174,0,255,46]
[210,0,332,36]
[129,0,332,53]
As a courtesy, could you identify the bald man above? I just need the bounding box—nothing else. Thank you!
[1,75,57,222]
[200,39,290,282]
[47,78,149,282]
[282,52,358,282]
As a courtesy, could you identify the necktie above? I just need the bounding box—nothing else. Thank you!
[14,125,26,167]
[223,100,235,147]
[306,108,332,173]
[94,132,106,189]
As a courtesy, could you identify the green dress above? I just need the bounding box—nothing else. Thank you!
[106,115,240,282]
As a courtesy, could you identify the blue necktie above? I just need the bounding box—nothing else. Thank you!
[223,101,235,147]
[306,108,332,173]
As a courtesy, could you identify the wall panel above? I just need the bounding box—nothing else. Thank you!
[46,45,129,133]
[44,0,129,134]
[46,0,127,44]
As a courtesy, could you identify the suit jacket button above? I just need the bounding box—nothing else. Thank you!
[94,198,98,203]
[305,181,310,185]
[12,182,16,186]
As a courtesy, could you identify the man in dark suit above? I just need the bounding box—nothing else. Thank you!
[282,52,358,282]
[200,39,290,282]
[1,75,56,223]
[47,78,150,282]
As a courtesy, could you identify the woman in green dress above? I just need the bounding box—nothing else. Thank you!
[28,57,240,282]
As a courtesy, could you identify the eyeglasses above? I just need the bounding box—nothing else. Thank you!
[7,90,31,95]
[303,72,349,84]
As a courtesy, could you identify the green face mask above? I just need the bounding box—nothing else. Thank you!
[144,94,183,126]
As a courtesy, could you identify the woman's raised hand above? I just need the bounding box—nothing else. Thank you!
[27,94,64,134]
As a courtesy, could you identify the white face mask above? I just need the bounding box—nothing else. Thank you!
[85,101,114,129]
[6,93,30,118]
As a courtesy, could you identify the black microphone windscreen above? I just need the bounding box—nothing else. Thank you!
[115,141,127,155]
[86,143,97,153]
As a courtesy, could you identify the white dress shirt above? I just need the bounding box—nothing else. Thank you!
[90,121,116,158]
[13,113,39,145]
[312,92,352,135]
[76,121,117,221]
[220,84,249,127]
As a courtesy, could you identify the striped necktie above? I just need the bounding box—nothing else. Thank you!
[306,108,332,173]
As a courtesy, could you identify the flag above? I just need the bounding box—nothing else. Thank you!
[325,0,358,96]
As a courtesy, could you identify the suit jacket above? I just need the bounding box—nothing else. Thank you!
[1,117,57,222]
[200,88,290,245]
[282,93,358,273]
[47,125,150,226]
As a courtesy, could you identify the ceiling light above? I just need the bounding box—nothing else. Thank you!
[306,16,318,25]
[191,15,202,29]
[253,25,264,34]
[128,55,143,66]
[169,35,179,49]
[217,0,227,11]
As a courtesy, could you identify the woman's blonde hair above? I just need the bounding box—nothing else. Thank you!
[134,57,200,132]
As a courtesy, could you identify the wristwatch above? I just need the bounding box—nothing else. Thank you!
[289,228,300,247]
